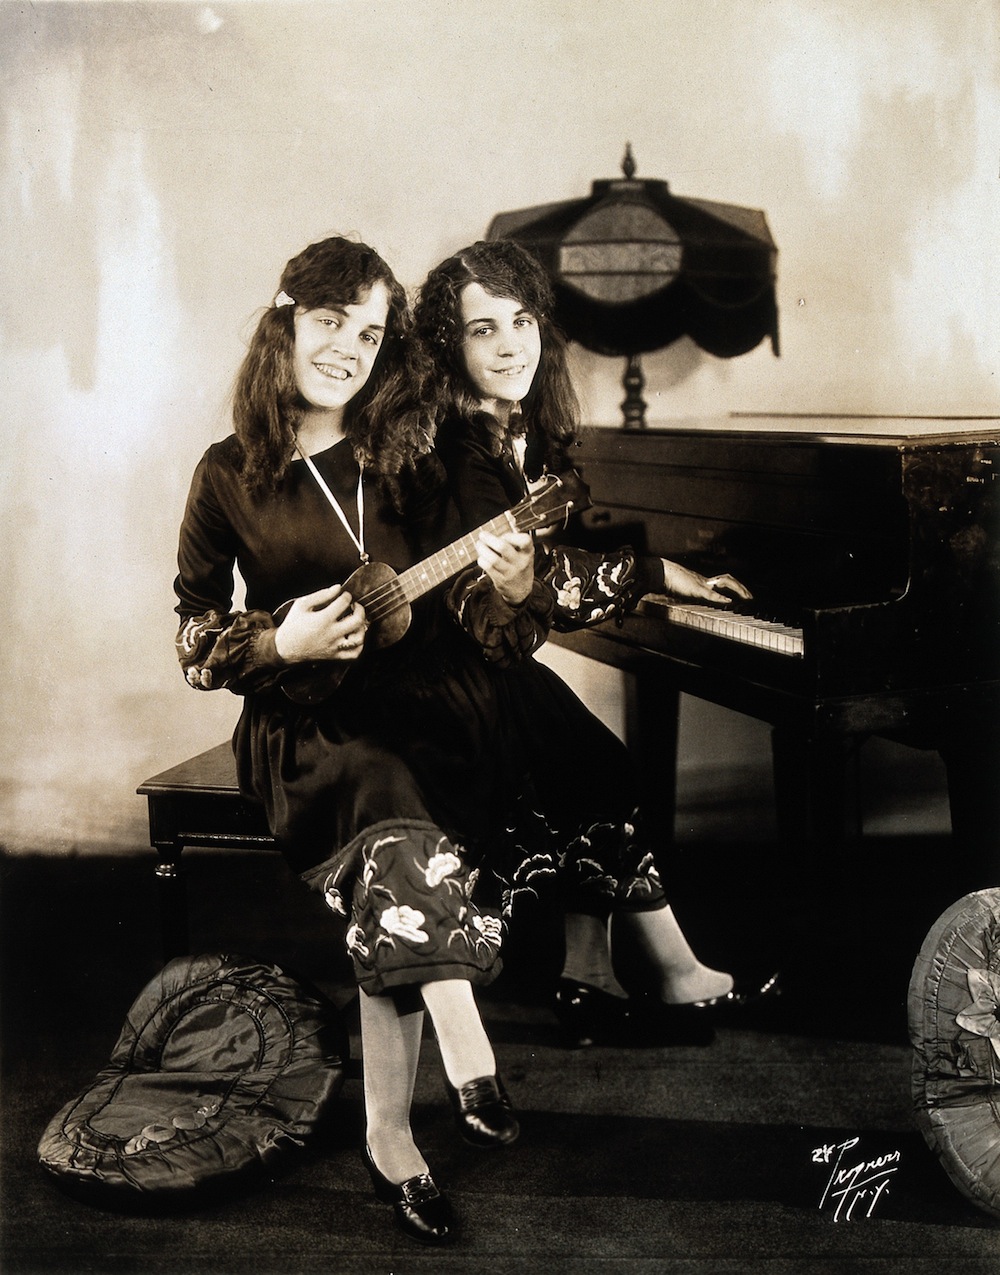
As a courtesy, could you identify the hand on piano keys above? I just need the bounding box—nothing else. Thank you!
[659,559,754,606]
[645,561,801,655]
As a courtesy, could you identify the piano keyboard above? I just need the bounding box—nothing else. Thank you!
[637,596,804,657]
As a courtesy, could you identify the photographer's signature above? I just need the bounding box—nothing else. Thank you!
[812,1137,901,1221]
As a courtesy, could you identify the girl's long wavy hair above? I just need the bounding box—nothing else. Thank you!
[413,239,579,478]
[232,236,431,500]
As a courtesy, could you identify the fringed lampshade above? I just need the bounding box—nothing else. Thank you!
[487,146,779,426]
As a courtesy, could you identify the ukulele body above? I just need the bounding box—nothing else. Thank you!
[276,561,411,706]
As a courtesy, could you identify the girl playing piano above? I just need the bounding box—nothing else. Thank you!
[415,238,759,1047]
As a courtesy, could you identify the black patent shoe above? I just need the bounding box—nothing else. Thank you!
[445,1074,520,1147]
[630,970,783,1044]
[363,1146,453,1246]
[553,978,631,1048]
[691,970,782,1015]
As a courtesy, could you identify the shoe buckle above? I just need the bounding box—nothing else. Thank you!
[401,1173,439,1205]
[457,1075,500,1110]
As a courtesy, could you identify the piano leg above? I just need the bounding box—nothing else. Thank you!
[768,728,869,1010]
[771,727,859,852]
[623,666,680,842]
[940,724,1000,883]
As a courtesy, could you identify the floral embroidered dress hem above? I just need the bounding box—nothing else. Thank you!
[300,819,502,995]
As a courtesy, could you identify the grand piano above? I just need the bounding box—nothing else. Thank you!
[552,416,1000,863]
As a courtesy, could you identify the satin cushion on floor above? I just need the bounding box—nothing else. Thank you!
[908,887,1000,1221]
[37,953,348,1209]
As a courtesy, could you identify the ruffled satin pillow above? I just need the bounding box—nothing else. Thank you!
[908,888,1000,1220]
[37,953,348,1209]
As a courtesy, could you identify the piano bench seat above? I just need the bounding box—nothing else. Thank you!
[137,743,277,960]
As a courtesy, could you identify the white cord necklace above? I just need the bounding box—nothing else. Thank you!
[294,438,369,564]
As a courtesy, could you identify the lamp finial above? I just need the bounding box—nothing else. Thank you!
[621,143,636,181]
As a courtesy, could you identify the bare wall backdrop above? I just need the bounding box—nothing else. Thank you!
[1,0,997,852]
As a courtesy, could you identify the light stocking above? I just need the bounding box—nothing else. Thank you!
[611,906,734,1004]
[421,978,497,1089]
[359,991,427,1185]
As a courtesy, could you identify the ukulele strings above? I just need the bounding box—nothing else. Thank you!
[355,505,565,624]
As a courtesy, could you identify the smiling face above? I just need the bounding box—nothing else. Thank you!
[291,281,390,416]
[459,282,542,413]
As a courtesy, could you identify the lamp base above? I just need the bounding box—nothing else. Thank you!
[621,353,647,429]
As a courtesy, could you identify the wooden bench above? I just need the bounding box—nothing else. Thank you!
[137,743,276,959]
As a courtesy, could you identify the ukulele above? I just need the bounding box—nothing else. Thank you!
[275,468,591,705]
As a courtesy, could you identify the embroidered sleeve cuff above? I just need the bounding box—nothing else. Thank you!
[248,625,288,671]
[176,608,287,693]
[541,544,646,631]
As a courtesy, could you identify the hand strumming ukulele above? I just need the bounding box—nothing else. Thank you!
[275,469,591,705]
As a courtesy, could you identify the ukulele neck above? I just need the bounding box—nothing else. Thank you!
[389,511,515,605]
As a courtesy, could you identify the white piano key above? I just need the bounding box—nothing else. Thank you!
[637,598,804,657]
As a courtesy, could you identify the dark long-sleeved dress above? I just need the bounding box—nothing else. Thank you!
[435,410,671,918]
[174,435,560,995]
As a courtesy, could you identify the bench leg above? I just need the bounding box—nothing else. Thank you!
[154,849,189,962]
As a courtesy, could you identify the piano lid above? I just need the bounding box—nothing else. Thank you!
[645,413,1000,447]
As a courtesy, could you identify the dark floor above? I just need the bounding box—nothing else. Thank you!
[2,837,999,1273]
